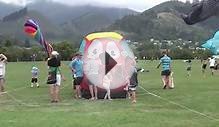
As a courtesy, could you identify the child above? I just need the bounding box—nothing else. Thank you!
[31,66,39,88]
[103,72,112,100]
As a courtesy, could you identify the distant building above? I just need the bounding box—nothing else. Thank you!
[186,0,190,4]
[193,0,199,4]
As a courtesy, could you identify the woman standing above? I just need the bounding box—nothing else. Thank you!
[0,54,7,93]
[47,51,62,103]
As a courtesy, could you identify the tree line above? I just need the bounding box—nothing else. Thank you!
[0,38,212,62]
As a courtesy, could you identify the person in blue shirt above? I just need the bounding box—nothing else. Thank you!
[69,52,83,99]
[157,51,172,89]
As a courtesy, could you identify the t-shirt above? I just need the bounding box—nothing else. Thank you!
[209,58,216,67]
[129,67,138,87]
[48,57,61,74]
[48,57,61,67]
[31,68,39,78]
[70,58,83,77]
[160,55,171,71]
[84,59,99,75]
[0,62,6,77]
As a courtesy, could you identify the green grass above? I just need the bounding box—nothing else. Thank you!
[0,60,219,127]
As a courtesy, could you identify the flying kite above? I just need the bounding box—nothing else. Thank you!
[24,19,53,56]
[202,31,219,54]
[182,0,219,25]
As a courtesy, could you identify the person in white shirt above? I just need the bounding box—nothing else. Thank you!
[0,54,7,93]
[209,57,216,75]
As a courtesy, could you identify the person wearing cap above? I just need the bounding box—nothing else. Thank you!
[69,52,83,99]
[47,51,62,103]
[31,66,39,88]
[0,54,7,93]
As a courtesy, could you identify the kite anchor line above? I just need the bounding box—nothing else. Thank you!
[139,85,219,122]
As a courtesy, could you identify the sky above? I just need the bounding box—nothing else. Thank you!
[0,0,191,12]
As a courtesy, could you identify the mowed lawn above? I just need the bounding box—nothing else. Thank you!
[0,60,219,127]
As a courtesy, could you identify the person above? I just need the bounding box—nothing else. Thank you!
[209,57,216,75]
[103,72,112,100]
[70,52,83,99]
[202,59,208,76]
[157,51,172,89]
[47,51,62,103]
[0,54,7,93]
[128,66,140,103]
[84,59,99,100]
[185,59,192,76]
[31,66,39,88]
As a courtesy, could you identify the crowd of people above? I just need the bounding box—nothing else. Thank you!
[1,50,219,103]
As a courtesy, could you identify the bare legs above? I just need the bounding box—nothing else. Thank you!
[162,76,171,89]
[0,79,5,92]
[74,85,81,99]
[89,85,98,100]
[50,85,60,103]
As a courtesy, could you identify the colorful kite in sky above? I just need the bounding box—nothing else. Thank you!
[24,19,53,56]
[202,31,219,54]
[182,0,219,25]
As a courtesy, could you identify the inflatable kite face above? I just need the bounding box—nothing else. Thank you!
[80,32,136,90]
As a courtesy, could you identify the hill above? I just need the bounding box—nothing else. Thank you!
[108,1,219,42]
[0,8,65,42]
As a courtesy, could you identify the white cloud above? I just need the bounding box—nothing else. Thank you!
[0,0,190,12]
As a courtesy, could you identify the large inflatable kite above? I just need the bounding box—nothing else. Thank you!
[202,31,219,54]
[79,32,135,99]
[182,0,219,25]
[24,19,53,56]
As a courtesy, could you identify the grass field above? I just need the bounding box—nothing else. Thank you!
[0,60,219,127]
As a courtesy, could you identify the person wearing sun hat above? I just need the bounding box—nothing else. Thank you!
[47,51,62,103]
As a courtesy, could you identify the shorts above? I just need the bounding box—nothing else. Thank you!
[187,67,191,71]
[210,66,215,69]
[202,64,207,69]
[31,78,38,83]
[161,70,171,76]
[73,77,83,86]
[128,85,137,91]
[50,74,61,86]
[0,75,5,80]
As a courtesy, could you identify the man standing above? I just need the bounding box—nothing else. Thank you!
[70,53,83,99]
[157,51,172,89]
[0,54,7,93]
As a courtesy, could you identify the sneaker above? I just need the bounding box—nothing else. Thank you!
[37,85,40,88]
[132,100,136,103]
[31,85,34,88]
[163,85,167,89]
[89,97,95,100]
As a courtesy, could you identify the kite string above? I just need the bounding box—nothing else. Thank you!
[139,85,219,122]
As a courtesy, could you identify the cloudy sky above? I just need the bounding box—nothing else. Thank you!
[0,0,190,12]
